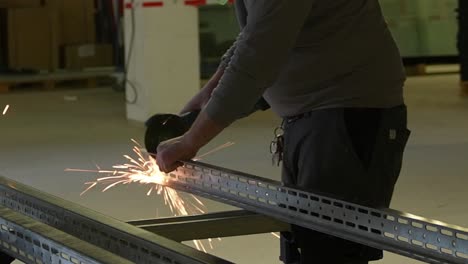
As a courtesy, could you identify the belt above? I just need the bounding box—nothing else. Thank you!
[285,113,310,124]
[284,106,394,124]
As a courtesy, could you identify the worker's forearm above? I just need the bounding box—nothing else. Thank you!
[180,66,226,114]
[204,65,225,95]
[204,0,314,126]
[182,110,225,151]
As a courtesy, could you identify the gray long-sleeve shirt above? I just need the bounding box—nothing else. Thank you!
[205,0,406,126]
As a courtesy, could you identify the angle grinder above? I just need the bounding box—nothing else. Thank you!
[144,97,270,155]
[144,110,200,155]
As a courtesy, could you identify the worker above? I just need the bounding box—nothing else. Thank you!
[156,1,411,263]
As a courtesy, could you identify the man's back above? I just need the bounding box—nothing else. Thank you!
[237,0,406,117]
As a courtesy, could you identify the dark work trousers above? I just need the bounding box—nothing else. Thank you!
[458,0,468,81]
[280,105,410,264]
[0,251,15,263]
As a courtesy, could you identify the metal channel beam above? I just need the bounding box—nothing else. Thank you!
[162,161,468,264]
[0,176,232,264]
[128,210,290,242]
[0,205,131,264]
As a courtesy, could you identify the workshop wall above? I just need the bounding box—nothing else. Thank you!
[380,0,458,57]
[197,0,459,59]
[199,4,239,78]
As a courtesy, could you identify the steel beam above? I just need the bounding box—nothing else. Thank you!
[160,161,468,264]
[0,175,232,264]
[128,210,289,242]
[0,205,131,264]
[1,158,468,264]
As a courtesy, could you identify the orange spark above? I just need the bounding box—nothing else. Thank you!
[194,142,235,160]
[2,105,9,115]
[66,139,203,216]
[67,139,234,252]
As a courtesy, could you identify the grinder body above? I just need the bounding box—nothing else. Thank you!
[144,110,200,155]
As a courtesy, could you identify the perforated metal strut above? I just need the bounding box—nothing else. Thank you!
[164,161,468,264]
[0,206,132,264]
[0,160,467,264]
[0,176,233,264]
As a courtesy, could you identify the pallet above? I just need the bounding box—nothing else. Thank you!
[461,81,468,97]
[405,64,460,76]
[0,70,114,93]
[405,64,428,76]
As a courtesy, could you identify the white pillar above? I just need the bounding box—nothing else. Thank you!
[124,0,200,122]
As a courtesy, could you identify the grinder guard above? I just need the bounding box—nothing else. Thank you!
[144,110,200,155]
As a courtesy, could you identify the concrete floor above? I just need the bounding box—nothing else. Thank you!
[0,74,467,263]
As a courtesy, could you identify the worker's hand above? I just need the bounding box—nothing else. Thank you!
[156,136,198,173]
[157,109,225,173]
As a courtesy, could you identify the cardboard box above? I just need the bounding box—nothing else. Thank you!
[64,44,114,70]
[6,0,97,71]
[59,0,95,45]
[7,0,59,71]
[0,0,43,9]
